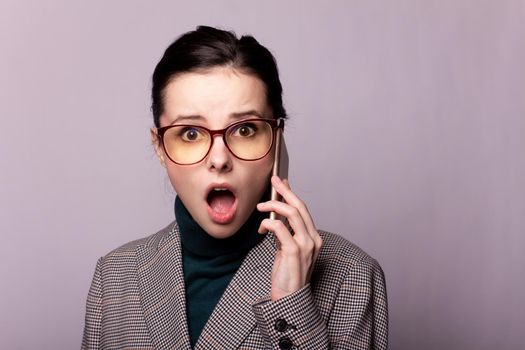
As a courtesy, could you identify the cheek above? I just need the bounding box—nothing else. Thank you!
[164,164,195,194]
[243,157,274,192]
[262,158,274,179]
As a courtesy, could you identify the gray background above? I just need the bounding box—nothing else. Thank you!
[1,0,523,349]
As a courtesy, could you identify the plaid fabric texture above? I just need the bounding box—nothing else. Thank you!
[82,221,388,349]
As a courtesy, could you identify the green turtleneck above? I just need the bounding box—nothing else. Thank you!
[175,196,267,348]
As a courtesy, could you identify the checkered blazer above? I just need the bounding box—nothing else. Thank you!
[82,221,388,349]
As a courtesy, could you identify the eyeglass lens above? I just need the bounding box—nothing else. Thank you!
[162,119,274,164]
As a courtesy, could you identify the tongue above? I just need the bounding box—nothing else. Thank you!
[208,191,235,214]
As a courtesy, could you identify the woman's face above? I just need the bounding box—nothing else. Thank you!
[152,67,275,239]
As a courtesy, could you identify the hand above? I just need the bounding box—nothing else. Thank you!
[257,176,323,301]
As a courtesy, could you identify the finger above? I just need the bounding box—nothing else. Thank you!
[270,176,317,237]
[258,218,299,255]
[257,200,309,242]
[272,179,323,263]
[266,220,314,283]
[271,178,323,285]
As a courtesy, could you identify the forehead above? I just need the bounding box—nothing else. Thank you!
[161,67,271,126]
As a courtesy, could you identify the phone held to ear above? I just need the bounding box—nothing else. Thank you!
[270,121,289,221]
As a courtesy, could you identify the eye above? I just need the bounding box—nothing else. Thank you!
[231,122,257,137]
[179,127,205,142]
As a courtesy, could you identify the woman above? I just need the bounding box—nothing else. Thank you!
[82,26,388,350]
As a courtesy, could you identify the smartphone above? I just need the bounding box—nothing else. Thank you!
[269,123,289,221]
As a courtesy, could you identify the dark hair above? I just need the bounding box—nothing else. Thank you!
[151,26,287,127]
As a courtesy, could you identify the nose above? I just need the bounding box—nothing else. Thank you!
[205,135,233,172]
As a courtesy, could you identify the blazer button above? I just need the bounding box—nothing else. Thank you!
[274,318,288,332]
[278,336,294,350]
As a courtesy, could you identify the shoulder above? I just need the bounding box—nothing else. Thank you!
[318,230,380,266]
[315,230,385,281]
[97,221,177,266]
[314,232,388,347]
[312,231,387,315]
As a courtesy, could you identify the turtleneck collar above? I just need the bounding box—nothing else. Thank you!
[175,195,268,257]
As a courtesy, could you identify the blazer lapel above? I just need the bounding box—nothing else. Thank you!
[135,222,192,350]
[195,234,277,349]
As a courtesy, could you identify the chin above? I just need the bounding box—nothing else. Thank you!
[202,221,242,239]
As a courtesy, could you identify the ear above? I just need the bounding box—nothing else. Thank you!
[150,128,167,168]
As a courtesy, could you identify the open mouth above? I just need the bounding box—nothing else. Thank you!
[206,187,238,224]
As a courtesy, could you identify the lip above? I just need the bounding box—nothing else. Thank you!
[205,182,238,225]
[204,182,237,198]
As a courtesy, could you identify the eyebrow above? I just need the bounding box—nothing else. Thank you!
[169,110,264,125]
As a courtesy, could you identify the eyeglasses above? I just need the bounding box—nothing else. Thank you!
[156,118,284,165]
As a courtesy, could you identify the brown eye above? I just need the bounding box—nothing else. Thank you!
[231,123,257,137]
[179,127,204,142]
